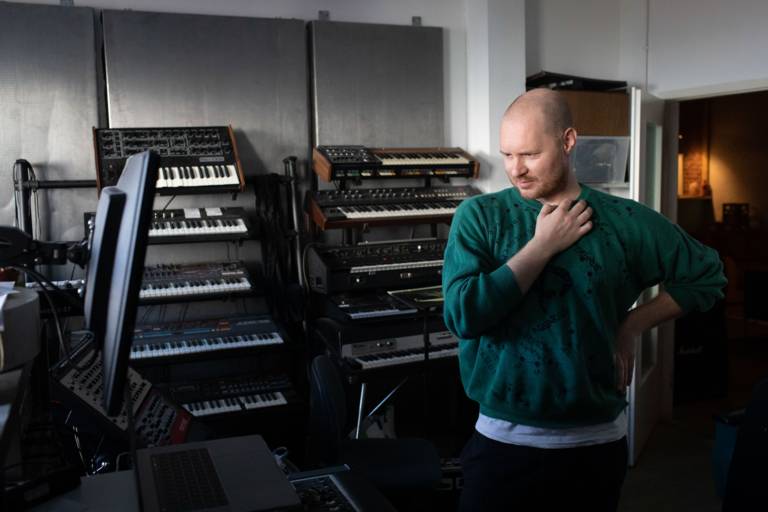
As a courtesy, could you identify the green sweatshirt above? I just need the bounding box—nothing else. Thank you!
[442,185,726,428]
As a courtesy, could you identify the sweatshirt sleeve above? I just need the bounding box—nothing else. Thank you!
[442,200,523,339]
[633,209,726,314]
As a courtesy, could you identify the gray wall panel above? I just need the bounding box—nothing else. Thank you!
[310,21,446,245]
[102,10,309,296]
[311,21,444,147]
[0,2,100,251]
[102,10,309,179]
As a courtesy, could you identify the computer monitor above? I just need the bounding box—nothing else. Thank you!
[101,150,158,415]
[83,187,125,348]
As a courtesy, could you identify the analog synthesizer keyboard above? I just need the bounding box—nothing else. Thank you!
[165,373,295,418]
[85,207,251,244]
[93,126,245,194]
[306,185,481,229]
[139,261,253,303]
[130,314,284,363]
[306,238,446,293]
[312,145,479,181]
[316,317,459,373]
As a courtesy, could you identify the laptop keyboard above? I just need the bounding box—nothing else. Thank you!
[151,448,229,511]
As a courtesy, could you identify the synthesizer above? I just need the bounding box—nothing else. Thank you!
[316,317,459,372]
[307,185,481,229]
[307,238,446,294]
[290,472,362,512]
[52,342,191,447]
[139,261,253,303]
[313,146,479,181]
[93,126,245,194]
[130,315,284,363]
[85,207,250,245]
[165,373,296,418]
[321,292,417,322]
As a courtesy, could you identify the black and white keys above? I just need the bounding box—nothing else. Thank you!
[94,126,246,194]
[148,207,250,243]
[130,315,284,363]
[139,261,252,303]
[350,342,458,370]
[166,373,295,418]
[336,327,459,372]
[129,331,283,361]
[182,391,288,417]
[156,165,240,189]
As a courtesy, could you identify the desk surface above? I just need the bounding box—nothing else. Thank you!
[32,470,139,512]
[31,466,396,512]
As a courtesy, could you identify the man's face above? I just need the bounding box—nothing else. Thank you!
[500,111,573,202]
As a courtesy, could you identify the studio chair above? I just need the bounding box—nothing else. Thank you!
[307,354,442,496]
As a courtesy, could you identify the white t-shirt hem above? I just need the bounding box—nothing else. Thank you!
[475,410,628,449]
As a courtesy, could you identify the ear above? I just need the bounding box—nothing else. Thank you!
[562,127,577,155]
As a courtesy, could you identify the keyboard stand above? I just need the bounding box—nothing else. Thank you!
[353,378,408,440]
[351,293,444,440]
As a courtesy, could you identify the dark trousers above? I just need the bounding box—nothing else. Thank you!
[459,430,628,512]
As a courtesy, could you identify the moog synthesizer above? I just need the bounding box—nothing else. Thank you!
[93,126,245,194]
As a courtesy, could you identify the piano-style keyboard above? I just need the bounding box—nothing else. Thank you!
[317,317,459,373]
[139,261,252,303]
[307,239,446,293]
[166,374,294,418]
[155,164,239,189]
[130,315,284,363]
[307,186,481,229]
[85,207,250,244]
[313,145,479,181]
[350,342,459,370]
[181,392,287,417]
[94,126,245,194]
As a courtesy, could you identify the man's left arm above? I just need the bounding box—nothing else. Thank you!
[614,291,682,390]
[615,214,727,390]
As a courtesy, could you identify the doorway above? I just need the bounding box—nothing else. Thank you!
[675,90,768,411]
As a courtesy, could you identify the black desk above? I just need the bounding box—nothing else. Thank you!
[31,465,396,512]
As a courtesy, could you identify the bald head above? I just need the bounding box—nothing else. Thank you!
[503,89,573,140]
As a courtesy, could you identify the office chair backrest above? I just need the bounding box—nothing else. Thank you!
[309,354,348,463]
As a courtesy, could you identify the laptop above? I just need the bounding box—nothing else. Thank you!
[135,434,301,512]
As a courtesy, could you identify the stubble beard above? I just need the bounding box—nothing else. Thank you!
[518,163,570,202]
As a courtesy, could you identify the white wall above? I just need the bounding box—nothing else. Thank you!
[525,0,622,81]
[467,0,527,192]
[647,0,768,99]
[525,0,768,100]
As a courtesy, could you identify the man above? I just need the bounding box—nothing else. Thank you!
[442,89,726,511]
